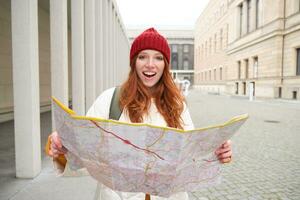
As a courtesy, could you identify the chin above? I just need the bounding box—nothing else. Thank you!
[142,82,156,88]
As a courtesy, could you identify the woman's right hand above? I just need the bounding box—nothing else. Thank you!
[48,131,68,158]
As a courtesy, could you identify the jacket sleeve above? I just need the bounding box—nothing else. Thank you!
[181,103,195,130]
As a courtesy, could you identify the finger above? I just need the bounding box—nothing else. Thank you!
[217,150,232,159]
[52,131,63,149]
[49,149,58,158]
[50,142,63,157]
[51,148,60,157]
[220,156,232,163]
[222,140,231,148]
[51,144,66,155]
[215,146,231,155]
[61,146,68,153]
[48,149,53,157]
[51,136,65,152]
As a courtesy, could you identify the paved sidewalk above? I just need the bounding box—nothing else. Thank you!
[188,90,300,200]
[0,89,299,200]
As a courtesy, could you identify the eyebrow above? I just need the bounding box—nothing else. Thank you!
[139,52,163,56]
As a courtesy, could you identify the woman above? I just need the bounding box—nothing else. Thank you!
[48,27,232,200]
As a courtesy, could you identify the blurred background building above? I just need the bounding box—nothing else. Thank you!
[194,0,300,100]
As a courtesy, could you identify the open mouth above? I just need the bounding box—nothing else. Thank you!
[143,72,156,78]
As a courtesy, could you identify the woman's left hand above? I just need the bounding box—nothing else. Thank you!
[215,140,232,163]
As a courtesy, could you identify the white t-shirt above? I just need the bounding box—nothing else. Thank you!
[76,87,194,200]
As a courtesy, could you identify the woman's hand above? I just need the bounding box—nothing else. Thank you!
[215,140,232,163]
[48,131,67,158]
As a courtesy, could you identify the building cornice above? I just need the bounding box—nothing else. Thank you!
[227,25,300,55]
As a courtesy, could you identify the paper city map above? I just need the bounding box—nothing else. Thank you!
[52,97,248,197]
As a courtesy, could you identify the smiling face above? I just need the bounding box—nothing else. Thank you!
[135,49,165,88]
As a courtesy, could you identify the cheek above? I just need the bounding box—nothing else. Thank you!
[158,65,165,77]
[135,63,143,75]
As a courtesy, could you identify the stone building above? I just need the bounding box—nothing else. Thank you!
[194,0,300,100]
[127,29,194,84]
[0,0,129,178]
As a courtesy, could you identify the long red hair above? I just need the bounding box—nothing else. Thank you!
[120,56,184,129]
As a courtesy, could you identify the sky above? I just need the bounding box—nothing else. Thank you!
[115,0,210,29]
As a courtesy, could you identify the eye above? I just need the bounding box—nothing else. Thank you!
[138,55,145,60]
[156,56,163,61]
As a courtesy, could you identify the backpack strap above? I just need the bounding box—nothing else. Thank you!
[109,86,122,120]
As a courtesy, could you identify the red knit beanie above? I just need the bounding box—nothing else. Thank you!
[130,27,170,65]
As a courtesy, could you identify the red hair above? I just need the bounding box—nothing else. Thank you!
[120,56,184,129]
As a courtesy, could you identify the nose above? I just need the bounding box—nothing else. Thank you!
[146,57,155,67]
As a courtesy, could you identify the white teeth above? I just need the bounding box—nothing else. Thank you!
[144,72,156,76]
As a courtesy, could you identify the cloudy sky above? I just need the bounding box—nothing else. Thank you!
[115,0,210,29]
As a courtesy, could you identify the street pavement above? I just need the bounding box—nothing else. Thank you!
[188,90,300,200]
[0,89,299,200]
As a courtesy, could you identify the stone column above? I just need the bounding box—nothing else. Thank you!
[85,0,96,109]
[71,0,85,115]
[50,0,69,128]
[103,0,109,89]
[95,0,104,95]
[116,22,120,84]
[11,0,41,178]
[112,6,116,86]
[108,0,113,87]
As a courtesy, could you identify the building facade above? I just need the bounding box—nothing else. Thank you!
[194,0,300,100]
[0,0,129,178]
[127,29,194,84]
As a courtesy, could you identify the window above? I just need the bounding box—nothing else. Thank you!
[220,29,223,50]
[245,59,249,79]
[172,60,178,70]
[253,56,258,78]
[183,60,189,70]
[226,24,229,47]
[197,45,200,62]
[214,69,217,80]
[256,0,260,28]
[220,67,223,80]
[205,41,207,57]
[247,0,251,32]
[239,3,243,36]
[293,91,297,99]
[172,54,178,70]
[183,45,189,53]
[214,34,217,53]
[172,45,178,53]
[238,61,241,79]
[297,48,300,75]
[209,38,212,55]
